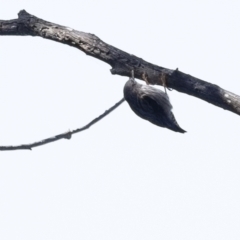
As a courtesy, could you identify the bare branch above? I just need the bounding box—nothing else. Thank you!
[0,98,125,151]
[1,10,240,115]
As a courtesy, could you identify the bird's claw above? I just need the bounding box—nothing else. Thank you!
[160,72,173,93]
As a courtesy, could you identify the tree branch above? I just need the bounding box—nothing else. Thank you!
[1,10,239,115]
[0,98,125,151]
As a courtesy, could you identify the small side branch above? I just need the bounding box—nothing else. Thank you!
[0,98,125,151]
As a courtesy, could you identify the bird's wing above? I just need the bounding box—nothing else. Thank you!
[139,85,172,112]
[140,92,186,132]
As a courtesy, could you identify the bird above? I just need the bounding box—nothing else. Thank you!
[123,76,186,133]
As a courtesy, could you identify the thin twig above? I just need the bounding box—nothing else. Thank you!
[0,98,125,151]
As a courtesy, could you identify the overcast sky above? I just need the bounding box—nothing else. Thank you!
[1,1,240,239]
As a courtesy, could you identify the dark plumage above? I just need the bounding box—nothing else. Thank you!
[123,77,186,133]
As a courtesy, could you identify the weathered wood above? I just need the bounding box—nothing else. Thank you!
[0,98,125,151]
[1,10,240,115]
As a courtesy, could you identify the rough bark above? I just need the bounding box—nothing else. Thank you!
[0,10,240,116]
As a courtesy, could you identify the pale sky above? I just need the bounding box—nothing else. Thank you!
[1,1,240,239]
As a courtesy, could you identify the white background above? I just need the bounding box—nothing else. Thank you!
[1,1,240,239]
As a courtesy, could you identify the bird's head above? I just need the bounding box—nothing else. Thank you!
[123,77,139,101]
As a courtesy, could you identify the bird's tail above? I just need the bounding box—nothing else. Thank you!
[169,112,186,133]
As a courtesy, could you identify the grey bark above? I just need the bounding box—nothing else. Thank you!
[1,10,239,115]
